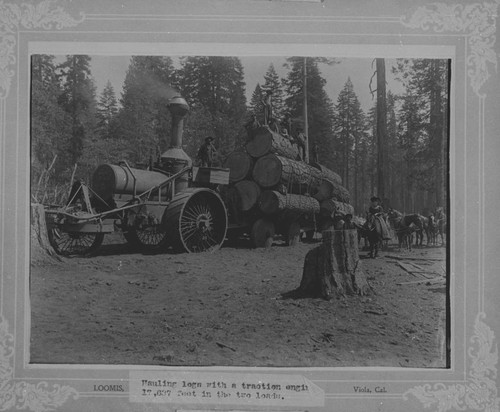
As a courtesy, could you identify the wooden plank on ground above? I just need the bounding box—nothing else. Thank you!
[395,261,442,279]
[396,277,445,285]
[386,255,444,262]
[396,261,421,276]
[407,262,426,271]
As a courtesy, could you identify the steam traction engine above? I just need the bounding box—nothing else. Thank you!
[46,97,229,255]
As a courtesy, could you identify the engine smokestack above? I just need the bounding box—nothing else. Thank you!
[161,96,191,192]
[166,96,189,149]
[161,96,191,164]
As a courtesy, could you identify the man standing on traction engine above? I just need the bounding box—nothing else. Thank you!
[197,136,217,167]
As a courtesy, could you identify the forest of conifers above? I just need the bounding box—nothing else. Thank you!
[31,55,448,215]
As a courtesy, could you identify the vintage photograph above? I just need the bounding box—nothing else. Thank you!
[30,54,449,368]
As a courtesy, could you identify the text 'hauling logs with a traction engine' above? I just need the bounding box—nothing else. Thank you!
[44,95,353,255]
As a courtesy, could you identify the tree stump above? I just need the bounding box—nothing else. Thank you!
[30,203,60,263]
[291,229,371,300]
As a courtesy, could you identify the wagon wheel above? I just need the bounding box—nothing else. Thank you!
[124,225,168,251]
[163,188,227,253]
[48,227,104,256]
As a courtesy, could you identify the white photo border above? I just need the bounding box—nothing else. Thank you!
[1,0,499,411]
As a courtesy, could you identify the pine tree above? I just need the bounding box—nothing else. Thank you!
[249,83,263,117]
[96,80,118,140]
[116,56,177,164]
[31,55,72,185]
[262,63,286,123]
[365,104,378,203]
[386,91,400,208]
[332,78,368,207]
[177,56,247,159]
[375,58,388,201]
[392,58,449,210]
[57,55,97,175]
[282,57,336,169]
[396,92,428,212]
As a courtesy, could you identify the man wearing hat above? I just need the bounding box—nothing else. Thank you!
[261,89,273,126]
[369,196,383,215]
[367,196,391,240]
[294,127,307,161]
[197,136,217,167]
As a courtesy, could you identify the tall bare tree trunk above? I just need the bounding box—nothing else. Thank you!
[440,98,448,209]
[439,61,449,210]
[376,58,387,199]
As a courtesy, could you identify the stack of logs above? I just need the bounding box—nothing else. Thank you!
[222,125,354,247]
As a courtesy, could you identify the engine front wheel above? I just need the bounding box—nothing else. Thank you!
[48,227,104,256]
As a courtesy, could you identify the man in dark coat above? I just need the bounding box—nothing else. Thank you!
[197,136,216,167]
[368,196,384,215]
[294,127,307,161]
[261,90,273,125]
[366,196,391,240]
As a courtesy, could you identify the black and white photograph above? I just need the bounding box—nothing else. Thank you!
[30,54,449,368]
[1,0,499,411]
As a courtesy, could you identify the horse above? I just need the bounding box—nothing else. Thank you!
[427,214,439,245]
[415,214,431,246]
[433,209,447,245]
[387,209,424,251]
[358,213,387,258]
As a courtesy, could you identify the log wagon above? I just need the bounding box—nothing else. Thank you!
[222,122,353,248]
[44,95,353,255]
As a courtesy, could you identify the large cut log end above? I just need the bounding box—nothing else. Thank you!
[252,154,283,188]
[313,179,351,203]
[223,151,253,183]
[234,180,261,211]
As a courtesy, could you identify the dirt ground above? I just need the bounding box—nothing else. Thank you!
[30,233,448,368]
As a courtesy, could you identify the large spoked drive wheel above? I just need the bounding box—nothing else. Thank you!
[124,226,168,252]
[163,188,227,253]
[48,227,104,256]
